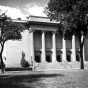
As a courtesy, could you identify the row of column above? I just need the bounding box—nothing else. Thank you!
[41,31,80,62]
[62,34,85,62]
[32,31,85,63]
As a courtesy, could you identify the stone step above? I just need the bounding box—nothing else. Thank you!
[34,62,80,71]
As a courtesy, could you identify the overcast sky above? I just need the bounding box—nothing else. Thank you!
[0,0,49,19]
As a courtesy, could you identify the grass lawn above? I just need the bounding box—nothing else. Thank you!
[0,70,88,88]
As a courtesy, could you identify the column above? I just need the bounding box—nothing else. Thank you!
[42,31,46,62]
[31,31,35,70]
[72,34,76,62]
[62,36,66,61]
[52,32,56,62]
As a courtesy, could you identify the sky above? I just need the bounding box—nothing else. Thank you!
[0,0,49,19]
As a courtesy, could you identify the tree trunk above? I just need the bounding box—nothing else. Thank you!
[0,53,4,73]
[79,34,84,69]
[80,43,84,69]
[0,42,5,73]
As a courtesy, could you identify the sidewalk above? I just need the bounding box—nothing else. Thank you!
[0,69,84,77]
[0,69,87,88]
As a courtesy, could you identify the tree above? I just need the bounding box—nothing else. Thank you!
[0,14,26,73]
[45,0,88,69]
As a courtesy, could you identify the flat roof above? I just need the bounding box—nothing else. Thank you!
[12,19,27,23]
[28,15,60,23]
[27,16,60,26]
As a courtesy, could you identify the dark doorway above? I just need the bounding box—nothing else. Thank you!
[35,55,41,63]
[66,51,71,62]
[76,51,80,62]
[57,55,62,62]
[46,55,52,63]
[76,54,80,61]
[67,55,71,62]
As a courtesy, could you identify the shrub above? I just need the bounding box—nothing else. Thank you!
[20,52,29,67]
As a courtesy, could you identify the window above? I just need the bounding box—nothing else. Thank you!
[57,55,62,62]
[35,55,41,63]
[46,55,52,63]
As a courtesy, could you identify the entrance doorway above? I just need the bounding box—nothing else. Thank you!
[56,50,62,62]
[34,51,41,63]
[66,50,72,62]
[46,51,52,63]
[76,51,80,62]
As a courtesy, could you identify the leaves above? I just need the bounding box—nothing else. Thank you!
[0,19,26,42]
[45,0,88,37]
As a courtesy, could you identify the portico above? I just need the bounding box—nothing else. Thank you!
[28,16,85,70]
[33,31,82,62]
[3,16,88,70]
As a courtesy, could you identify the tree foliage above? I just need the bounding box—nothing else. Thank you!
[45,0,88,34]
[0,18,25,42]
[0,14,27,73]
[21,51,29,68]
[45,0,88,69]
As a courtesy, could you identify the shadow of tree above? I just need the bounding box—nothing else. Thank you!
[0,74,65,88]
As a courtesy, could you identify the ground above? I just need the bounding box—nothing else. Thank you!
[0,70,88,88]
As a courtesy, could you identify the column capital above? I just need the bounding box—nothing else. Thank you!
[52,31,57,34]
[29,28,35,33]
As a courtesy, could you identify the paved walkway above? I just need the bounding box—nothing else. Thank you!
[0,69,84,77]
[0,69,88,88]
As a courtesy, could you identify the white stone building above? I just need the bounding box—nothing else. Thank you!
[3,16,88,70]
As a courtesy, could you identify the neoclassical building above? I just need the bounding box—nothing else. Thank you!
[3,16,88,70]
[26,16,88,71]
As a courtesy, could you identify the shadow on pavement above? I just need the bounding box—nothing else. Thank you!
[0,73,65,88]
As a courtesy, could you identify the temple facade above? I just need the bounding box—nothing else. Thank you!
[3,16,88,70]
[27,16,88,71]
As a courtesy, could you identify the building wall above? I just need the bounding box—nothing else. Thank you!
[75,36,80,49]
[3,41,22,67]
[2,16,88,70]
[32,29,88,70]
[34,31,42,50]
[3,28,88,69]
[66,39,72,49]
[45,32,52,49]
[3,30,33,67]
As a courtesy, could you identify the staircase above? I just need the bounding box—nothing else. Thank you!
[34,62,80,71]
